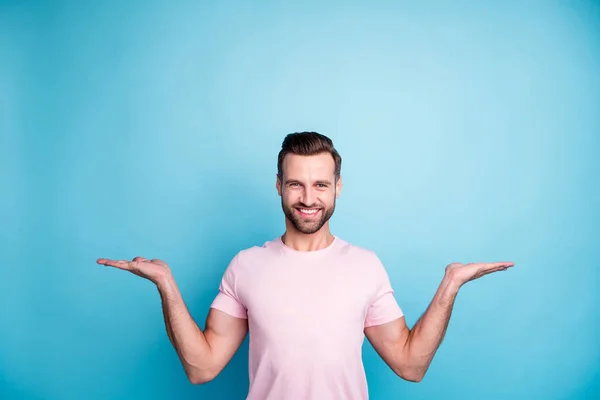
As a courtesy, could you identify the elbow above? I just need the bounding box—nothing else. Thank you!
[405,373,425,383]
[395,366,426,383]
[188,376,207,385]
[187,368,217,385]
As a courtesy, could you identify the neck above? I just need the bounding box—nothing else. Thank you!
[281,224,335,252]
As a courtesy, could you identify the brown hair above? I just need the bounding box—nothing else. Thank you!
[277,131,342,182]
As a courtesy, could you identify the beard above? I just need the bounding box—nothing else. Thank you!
[282,197,336,235]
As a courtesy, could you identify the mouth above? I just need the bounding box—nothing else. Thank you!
[295,207,322,219]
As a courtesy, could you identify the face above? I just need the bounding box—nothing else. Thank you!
[276,153,342,235]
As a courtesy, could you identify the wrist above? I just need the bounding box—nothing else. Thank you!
[155,270,176,293]
[441,272,462,294]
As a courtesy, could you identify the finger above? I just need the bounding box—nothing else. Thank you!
[478,262,514,270]
[97,259,133,270]
[480,263,514,274]
[151,258,167,266]
[133,256,148,262]
[489,262,514,268]
[494,263,513,272]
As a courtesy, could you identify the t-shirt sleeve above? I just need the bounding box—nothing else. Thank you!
[210,254,248,319]
[364,255,404,328]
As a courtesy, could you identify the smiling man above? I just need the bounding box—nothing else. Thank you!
[97,131,514,400]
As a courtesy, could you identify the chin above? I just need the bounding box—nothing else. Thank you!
[296,221,327,235]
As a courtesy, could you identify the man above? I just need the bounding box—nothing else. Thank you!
[97,132,514,399]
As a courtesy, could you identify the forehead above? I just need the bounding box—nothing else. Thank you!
[282,153,335,180]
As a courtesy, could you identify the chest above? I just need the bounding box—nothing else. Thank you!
[239,262,374,339]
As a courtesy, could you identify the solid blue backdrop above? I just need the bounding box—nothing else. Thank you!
[1,1,599,399]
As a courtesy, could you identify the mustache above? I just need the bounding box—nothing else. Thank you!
[292,203,324,209]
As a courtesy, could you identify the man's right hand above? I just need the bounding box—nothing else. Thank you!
[96,256,171,286]
[96,254,248,384]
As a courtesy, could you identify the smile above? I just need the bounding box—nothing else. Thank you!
[296,208,321,218]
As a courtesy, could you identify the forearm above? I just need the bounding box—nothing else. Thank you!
[406,274,460,378]
[156,274,213,382]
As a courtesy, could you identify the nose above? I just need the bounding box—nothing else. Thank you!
[300,187,316,206]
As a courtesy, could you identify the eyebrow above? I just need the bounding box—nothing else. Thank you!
[285,179,332,185]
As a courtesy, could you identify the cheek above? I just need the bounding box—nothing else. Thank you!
[319,192,336,206]
[281,192,295,205]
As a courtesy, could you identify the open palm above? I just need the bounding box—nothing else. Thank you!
[97,256,171,284]
[446,261,514,287]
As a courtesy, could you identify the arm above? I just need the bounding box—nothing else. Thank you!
[97,256,248,384]
[365,261,514,382]
[365,274,458,382]
[158,274,248,384]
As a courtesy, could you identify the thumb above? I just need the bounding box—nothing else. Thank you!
[150,258,168,266]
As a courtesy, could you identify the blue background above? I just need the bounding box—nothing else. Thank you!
[1,1,599,399]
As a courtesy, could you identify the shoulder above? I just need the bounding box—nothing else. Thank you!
[335,239,394,295]
[334,237,390,282]
[227,237,282,272]
[335,237,383,266]
[336,239,397,297]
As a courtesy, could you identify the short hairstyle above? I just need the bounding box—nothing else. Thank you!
[277,132,342,182]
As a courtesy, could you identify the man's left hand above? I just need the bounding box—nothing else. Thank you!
[445,261,515,288]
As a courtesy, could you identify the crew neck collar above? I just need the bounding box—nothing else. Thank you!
[276,235,338,255]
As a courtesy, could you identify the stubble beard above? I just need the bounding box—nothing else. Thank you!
[282,198,336,235]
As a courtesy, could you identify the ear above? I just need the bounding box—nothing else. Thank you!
[276,174,282,196]
[335,175,342,199]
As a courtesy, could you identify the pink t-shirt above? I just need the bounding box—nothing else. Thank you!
[210,236,403,400]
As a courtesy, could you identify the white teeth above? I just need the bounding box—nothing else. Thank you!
[299,208,318,214]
